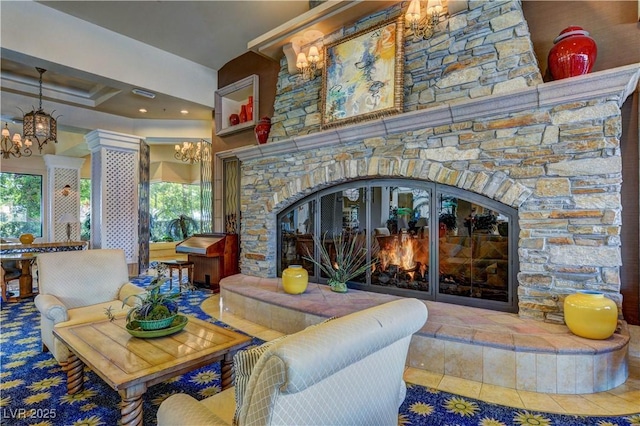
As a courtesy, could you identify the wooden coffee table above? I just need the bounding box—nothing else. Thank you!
[53,315,251,426]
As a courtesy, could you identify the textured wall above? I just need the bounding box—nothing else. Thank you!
[269,0,543,142]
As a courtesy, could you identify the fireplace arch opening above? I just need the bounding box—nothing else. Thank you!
[277,179,519,312]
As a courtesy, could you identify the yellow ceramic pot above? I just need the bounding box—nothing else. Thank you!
[564,290,618,340]
[282,265,308,295]
[19,233,35,244]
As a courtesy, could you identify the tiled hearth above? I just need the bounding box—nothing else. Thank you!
[220,274,630,395]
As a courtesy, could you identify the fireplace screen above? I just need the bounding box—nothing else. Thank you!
[278,180,518,312]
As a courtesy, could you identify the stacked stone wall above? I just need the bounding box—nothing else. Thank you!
[240,0,628,320]
[241,97,623,319]
[269,0,542,142]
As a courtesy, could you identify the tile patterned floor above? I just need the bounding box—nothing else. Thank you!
[201,294,640,416]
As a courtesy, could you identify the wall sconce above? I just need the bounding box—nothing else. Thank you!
[62,185,71,196]
[296,45,322,80]
[283,30,324,80]
[405,0,447,41]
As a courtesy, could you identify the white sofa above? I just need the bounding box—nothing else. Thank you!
[34,249,145,367]
[157,298,428,426]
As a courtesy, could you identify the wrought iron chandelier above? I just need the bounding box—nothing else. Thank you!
[23,68,58,152]
[3,67,58,157]
[174,140,204,164]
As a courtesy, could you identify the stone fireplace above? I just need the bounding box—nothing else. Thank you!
[217,0,640,321]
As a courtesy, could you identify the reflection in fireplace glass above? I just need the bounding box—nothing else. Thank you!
[280,200,316,274]
[438,198,509,302]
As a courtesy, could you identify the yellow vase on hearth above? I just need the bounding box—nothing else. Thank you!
[282,265,308,295]
[564,290,618,340]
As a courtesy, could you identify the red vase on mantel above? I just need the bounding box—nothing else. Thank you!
[547,26,597,81]
[246,96,254,121]
[239,105,248,123]
[255,117,271,145]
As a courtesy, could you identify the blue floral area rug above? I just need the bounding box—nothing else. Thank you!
[1,274,638,425]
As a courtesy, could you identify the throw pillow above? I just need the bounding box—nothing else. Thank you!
[232,316,336,425]
[233,335,287,425]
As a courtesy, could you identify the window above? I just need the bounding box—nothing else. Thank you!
[149,182,201,242]
[0,172,43,239]
[80,178,91,241]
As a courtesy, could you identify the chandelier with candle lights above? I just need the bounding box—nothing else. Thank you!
[174,140,204,164]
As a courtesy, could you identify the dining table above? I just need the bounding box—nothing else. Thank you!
[0,252,38,302]
[0,240,89,302]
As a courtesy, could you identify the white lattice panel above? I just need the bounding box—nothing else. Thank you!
[91,153,102,248]
[104,150,138,260]
[53,168,79,241]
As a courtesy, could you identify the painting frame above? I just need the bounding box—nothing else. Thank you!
[321,16,404,129]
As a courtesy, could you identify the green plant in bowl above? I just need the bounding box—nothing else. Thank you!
[124,283,180,330]
[106,264,181,330]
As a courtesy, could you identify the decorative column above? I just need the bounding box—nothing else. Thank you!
[43,155,85,242]
[86,130,141,271]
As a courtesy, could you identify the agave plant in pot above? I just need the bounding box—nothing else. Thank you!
[303,232,378,293]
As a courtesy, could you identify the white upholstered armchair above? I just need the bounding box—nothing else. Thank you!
[157,298,428,426]
[34,249,145,367]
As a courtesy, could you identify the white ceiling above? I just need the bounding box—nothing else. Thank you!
[38,1,311,72]
[0,1,310,127]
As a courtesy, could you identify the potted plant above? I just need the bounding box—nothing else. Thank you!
[166,214,197,241]
[438,212,457,230]
[303,232,378,293]
[474,212,497,233]
[106,265,180,330]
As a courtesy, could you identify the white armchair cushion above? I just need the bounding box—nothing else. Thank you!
[232,316,336,424]
[157,394,229,426]
[37,249,130,309]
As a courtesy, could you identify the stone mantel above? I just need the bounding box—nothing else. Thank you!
[219,64,640,163]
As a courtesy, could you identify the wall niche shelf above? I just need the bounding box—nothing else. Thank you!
[215,74,259,136]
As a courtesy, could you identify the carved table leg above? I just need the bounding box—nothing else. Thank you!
[62,354,84,394]
[221,352,235,390]
[120,383,146,426]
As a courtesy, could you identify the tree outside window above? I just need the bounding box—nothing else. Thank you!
[0,172,43,239]
[80,178,91,241]
[71,179,200,242]
[150,182,201,241]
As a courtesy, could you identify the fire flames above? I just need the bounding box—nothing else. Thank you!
[378,235,417,271]
[373,233,429,290]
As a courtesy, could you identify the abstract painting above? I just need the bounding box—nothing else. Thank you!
[321,16,404,129]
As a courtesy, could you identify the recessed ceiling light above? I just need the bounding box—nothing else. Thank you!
[180,110,189,115]
[139,108,147,113]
